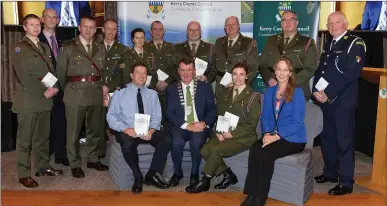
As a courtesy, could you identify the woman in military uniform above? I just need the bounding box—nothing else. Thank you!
[185,61,261,194]
[119,28,154,87]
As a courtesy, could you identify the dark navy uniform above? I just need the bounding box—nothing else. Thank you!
[313,32,366,188]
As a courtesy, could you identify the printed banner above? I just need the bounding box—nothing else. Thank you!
[117,2,254,46]
[252,1,320,93]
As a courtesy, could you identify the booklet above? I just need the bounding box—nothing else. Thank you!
[134,113,150,137]
[41,72,58,88]
[157,69,169,81]
[224,111,239,131]
[194,57,208,77]
[216,115,231,134]
[220,72,232,86]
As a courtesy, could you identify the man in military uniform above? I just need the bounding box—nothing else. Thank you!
[144,21,176,127]
[98,19,129,159]
[185,61,260,193]
[210,16,259,97]
[313,11,366,196]
[11,14,63,188]
[57,16,109,178]
[259,10,318,100]
[173,21,216,83]
[120,28,153,86]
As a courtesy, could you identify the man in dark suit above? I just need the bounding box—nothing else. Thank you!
[45,1,91,27]
[313,12,366,196]
[166,57,217,187]
[39,8,68,166]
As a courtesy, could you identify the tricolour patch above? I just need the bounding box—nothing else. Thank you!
[356,56,361,63]
[14,47,21,53]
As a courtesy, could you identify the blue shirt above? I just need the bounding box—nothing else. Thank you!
[107,83,162,132]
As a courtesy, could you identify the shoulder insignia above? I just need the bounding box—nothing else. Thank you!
[14,47,21,53]
[119,63,125,69]
[344,36,348,40]
[355,41,365,46]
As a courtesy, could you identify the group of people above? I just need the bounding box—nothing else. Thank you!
[11,7,366,206]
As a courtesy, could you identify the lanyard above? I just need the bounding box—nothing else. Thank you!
[270,91,285,135]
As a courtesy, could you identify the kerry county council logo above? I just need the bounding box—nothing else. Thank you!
[275,2,292,22]
[147,1,165,20]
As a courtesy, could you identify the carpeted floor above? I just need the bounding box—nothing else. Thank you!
[1,140,375,194]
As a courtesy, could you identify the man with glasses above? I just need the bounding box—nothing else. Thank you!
[313,11,366,196]
[211,16,259,97]
[39,8,73,166]
[259,10,317,100]
[173,21,216,83]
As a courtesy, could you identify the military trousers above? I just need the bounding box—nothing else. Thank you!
[200,136,249,176]
[65,105,102,168]
[16,111,51,178]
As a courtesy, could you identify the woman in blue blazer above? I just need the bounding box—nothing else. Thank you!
[242,57,307,206]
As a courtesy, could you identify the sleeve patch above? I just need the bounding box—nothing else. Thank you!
[356,56,361,63]
[14,47,21,53]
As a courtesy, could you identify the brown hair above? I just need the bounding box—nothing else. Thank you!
[231,61,249,74]
[23,14,40,26]
[273,57,295,103]
[178,57,195,68]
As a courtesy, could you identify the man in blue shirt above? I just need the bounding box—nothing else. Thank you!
[107,63,171,194]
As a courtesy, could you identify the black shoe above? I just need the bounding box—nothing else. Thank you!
[185,175,211,193]
[144,173,169,189]
[87,161,109,171]
[189,174,199,185]
[241,195,261,206]
[132,177,143,194]
[71,167,85,178]
[19,177,39,188]
[214,168,238,189]
[169,173,183,187]
[35,168,63,177]
[314,174,338,183]
[328,184,353,195]
[55,159,70,166]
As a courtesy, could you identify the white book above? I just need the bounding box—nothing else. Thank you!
[145,75,152,87]
[194,57,208,76]
[134,113,150,137]
[220,72,232,86]
[41,72,58,88]
[216,115,231,134]
[157,69,169,81]
[224,111,239,130]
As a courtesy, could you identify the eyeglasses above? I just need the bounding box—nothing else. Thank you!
[43,15,58,20]
[188,29,200,32]
[225,24,238,28]
[281,18,297,23]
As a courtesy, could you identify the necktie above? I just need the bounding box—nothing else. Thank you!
[139,52,143,58]
[86,44,91,56]
[228,39,233,48]
[50,35,58,59]
[191,43,197,57]
[137,88,144,114]
[232,88,239,103]
[157,43,162,51]
[186,86,194,123]
[106,45,111,52]
[330,40,336,51]
[285,37,290,46]
[376,2,387,30]
[37,42,44,54]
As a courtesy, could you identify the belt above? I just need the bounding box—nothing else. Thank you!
[69,76,101,83]
[217,71,226,77]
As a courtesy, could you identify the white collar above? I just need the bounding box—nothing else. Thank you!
[333,31,348,42]
[79,35,93,47]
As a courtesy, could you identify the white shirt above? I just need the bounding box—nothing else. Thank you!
[59,1,78,26]
[43,30,57,50]
[79,35,93,53]
[330,31,347,50]
[180,80,199,129]
[228,34,240,47]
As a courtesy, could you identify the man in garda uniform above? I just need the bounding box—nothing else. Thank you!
[98,19,129,159]
[313,11,366,196]
[259,10,318,100]
[144,21,176,127]
[11,14,63,188]
[173,21,216,83]
[57,16,109,178]
[210,16,259,97]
